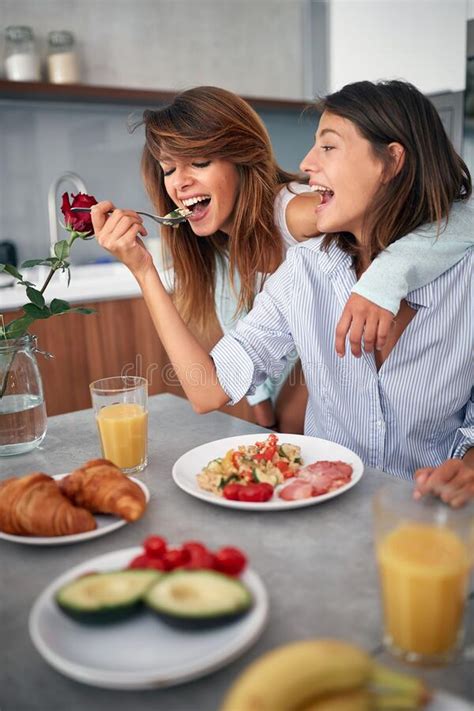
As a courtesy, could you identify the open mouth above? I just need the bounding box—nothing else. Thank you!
[310,184,334,206]
[181,195,211,219]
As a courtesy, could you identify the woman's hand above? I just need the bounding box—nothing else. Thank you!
[91,201,152,277]
[335,293,395,357]
[413,459,474,508]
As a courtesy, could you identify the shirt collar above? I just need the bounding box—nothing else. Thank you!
[316,240,353,276]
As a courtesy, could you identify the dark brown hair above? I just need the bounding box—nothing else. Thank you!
[315,80,472,260]
[140,86,297,334]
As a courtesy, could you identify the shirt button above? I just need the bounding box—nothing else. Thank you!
[377,419,384,428]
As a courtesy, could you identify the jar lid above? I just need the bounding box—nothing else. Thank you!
[5,25,34,42]
[47,30,75,48]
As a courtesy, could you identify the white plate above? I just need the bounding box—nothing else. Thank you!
[29,546,268,690]
[0,474,150,546]
[172,434,364,511]
[429,692,473,710]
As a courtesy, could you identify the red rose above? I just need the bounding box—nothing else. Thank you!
[61,192,97,234]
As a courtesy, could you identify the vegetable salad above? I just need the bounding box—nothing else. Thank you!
[197,434,302,497]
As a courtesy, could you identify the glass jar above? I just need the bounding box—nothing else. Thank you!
[0,334,47,456]
[47,30,80,84]
[4,25,41,81]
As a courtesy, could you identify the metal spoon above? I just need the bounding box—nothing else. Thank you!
[71,206,191,227]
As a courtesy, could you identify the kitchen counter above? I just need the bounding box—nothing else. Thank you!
[0,262,165,312]
[1,394,473,710]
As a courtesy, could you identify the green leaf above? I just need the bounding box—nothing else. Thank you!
[69,307,95,315]
[4,315,34,338]
[54,240,70,261]
[21,259,45,268]
[0,263,24,281]
[22,303,51,319]
[49,298,71,315]
[26,287,45,308]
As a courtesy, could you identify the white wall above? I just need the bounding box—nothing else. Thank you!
[468,0,474,19]
[328,0,468,94]
[0,0,309,99]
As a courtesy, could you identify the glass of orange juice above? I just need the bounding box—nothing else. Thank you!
[373,484,474,665]
[90,376,148,475]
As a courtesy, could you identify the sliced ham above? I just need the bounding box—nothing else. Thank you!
[278,480,313,501]
[300,460,353,481]
[299,472,334,495]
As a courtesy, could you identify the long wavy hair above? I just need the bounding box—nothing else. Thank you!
[140,86,298,335]
[315,80,472,261]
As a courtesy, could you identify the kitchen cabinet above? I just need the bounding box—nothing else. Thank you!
[5,297,256,424]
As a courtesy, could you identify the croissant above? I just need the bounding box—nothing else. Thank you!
[0,473,97,537]
[60,459,146,522]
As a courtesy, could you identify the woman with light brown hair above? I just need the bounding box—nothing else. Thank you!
[94,84,472,441]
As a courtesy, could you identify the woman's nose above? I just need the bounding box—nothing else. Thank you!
[300,145,319,175]
[172,166,194,192]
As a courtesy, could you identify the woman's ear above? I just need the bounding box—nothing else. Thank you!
[388,142,405,176]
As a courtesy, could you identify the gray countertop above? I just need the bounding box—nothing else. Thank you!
[1,394,473,710]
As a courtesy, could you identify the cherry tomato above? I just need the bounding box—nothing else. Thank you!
[238,482,274,502]
[214,546,247,576]
[182,541,215,570]
[128,554,151,569]
[162,547,189,570]
[143,535,167,558]
[223,483,242,500]
[263,446,276,461]
[276,460,289,474]
[146,557,167,571]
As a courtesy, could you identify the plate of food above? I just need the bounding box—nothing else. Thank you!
[172,433,364,510]
[29,538,268,689]
[0,459,150,545]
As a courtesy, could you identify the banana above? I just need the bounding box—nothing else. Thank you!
[301,688,371,711]
[220,639,372,711]
[370,664,430,707]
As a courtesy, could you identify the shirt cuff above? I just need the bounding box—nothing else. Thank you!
[449,428,474,459]
[210,336,256,406]
[246,380,274,406]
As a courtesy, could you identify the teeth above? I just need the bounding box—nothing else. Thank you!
[182,195,211,207]
[310,184,334,194]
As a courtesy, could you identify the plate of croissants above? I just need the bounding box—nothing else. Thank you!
[0,458,150,545]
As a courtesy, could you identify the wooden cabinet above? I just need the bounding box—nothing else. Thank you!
[7,297,256,424]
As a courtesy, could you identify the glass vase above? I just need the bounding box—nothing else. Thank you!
[0,334,47,455]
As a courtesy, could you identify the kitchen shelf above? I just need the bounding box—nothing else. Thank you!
[0,79,310,112]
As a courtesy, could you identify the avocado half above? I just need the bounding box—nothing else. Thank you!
[56,569,163,624]
[145,569,253,629]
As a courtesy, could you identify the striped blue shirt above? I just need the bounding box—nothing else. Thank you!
[211,239,473,480]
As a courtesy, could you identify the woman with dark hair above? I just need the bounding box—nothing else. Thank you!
[93,85,470,434]
[92,80,473,503]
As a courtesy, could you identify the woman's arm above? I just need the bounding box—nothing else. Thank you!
[335,200,474,356]
[91,202,229,414]
[285,193,322,242]
[137,268,231,413]
[352,200,474,314]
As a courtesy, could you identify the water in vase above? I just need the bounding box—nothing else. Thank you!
[0,394,47,455]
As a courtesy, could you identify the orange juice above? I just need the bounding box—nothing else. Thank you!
[377,522,471,657]
[96,402,148,471]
